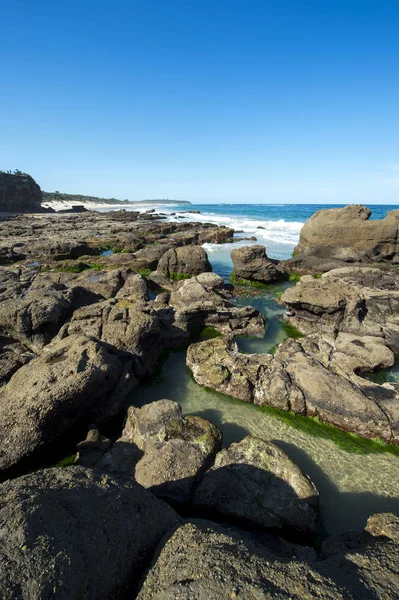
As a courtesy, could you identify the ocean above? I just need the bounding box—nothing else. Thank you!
[158,203,399,280]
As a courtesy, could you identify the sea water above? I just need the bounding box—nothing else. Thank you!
[133,202,399,535]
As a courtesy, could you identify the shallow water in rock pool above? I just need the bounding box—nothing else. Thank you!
[136,281,399,536]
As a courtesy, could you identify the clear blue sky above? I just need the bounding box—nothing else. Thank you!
[2,0,399,203]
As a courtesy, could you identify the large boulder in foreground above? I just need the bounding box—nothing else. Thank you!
[295,204,399,262]
[138,515,399,599]
[0,334,135,472]
[157,245,212,277]
[194,436,318,536]
[231,244,287,284]
[0,467,180,600]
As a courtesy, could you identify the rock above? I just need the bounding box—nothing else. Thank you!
[295,204,399,262]
[194,436,318,535]
[231,244,287,283]
[59,298,162,378]
[113,400,222,504]
[157,245,212,277]
[0,467,180,600]
[0,334,135,472]
[0,269,100,350]
[187,334,398,444]
[168,274,265,339]
[75,424,112,467]
[0,171,46,213]
[137,517,399,599]
[281,267,399,350]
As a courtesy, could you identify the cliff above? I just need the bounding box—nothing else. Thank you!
[0,171,44,213]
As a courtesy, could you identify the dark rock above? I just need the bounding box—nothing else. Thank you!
[75,424,112,467]
[231,244,288,284]
[0,172,46,213]
[0,467,180,600]
[0,334,135,472]
[57,204,88,213]
[193,436,318,535]
[137,516,399,599]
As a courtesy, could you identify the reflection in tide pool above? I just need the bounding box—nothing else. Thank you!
[137,351,399,536]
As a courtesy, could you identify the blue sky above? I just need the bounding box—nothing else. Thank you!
[1,0,399,203]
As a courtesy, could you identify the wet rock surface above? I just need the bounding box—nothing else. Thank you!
[187,332,399,443]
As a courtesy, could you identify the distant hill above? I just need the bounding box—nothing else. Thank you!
[42,192,191,206]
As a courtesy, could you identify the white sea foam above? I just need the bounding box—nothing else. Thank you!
[167,210,304,246]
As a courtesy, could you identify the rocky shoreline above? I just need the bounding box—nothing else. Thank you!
[1,204,399,598]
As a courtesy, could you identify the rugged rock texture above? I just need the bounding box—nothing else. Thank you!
[0,268,100,351]
[231,244,287,283]
[294,204,399,263]
[157,245,212,277]
[137,516,399,599]
[187,334,399,444]
[101,400,222,504]
[167,272,265,341]
[194,436,318,536]
[0,211,234,267]
[281,267,399,350]
[0,335,135,472]
[58,298,162,378]
[0,172,45,213]
[0,467,180,600]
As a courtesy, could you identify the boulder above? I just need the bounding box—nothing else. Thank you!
[231,244,287,284]
[0,467,180,600]
[157,245,212,277]
[137,517,399,599]
[294,204,399,262]
[194,436,318,535]
[0,334,135,472]
[109,400,222,504]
